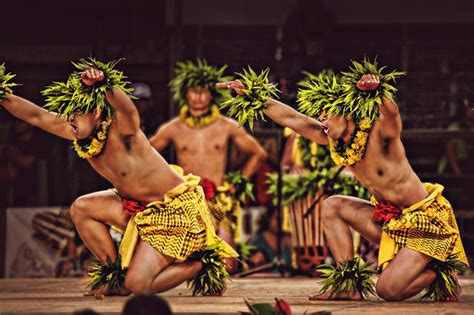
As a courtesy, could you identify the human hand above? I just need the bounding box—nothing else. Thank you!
[216,80,245,96]
[356,74,380,91]
[80,68,104,86]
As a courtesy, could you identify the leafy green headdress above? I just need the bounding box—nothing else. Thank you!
[42,58,135,119]
[169,59,232,106]
[297,69,344,119]
[340,57,406,124]
[0,64,19,102]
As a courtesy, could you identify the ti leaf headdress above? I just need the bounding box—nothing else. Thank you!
[169,59,232,106]
[341,57,406,123]
[220,67,280,130]
[0,64,19,102]
[297,69,344,119]
[42,58,135,119]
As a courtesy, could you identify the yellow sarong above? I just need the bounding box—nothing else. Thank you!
[206,182,242,239]
[374,183,468,270]
[118,172,238,269]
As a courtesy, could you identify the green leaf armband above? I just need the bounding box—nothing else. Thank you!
[0,64,19,102]
[220,67,279,130]
[42,57,135,119]
[87,257,127,292]
[341,57,406,124]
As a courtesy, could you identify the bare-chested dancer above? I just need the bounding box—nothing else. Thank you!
[1,60,236,297]
[218,63,468,301]
[150,60,267,272]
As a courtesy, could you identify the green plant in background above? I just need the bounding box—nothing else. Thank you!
[169,59,232,106]
[0,64,19,102]
[341,57,406,124]
[220,67,280,130]
[297,137,333,170]
[225,170,255,203]
[42,57,135,119]
[267,167,370,206]
[317,257,377,300]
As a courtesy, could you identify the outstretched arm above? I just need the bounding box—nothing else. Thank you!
[216,80,328,145]
[357,74,402,138]
[81,68,140,135]
[2,95,75,140]
[229,120,268,178]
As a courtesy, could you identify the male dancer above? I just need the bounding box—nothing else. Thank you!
[151,60,267,272]
[1,60,236,296]
[218,61,467,301]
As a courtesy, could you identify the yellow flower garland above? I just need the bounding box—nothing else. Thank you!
[179,105,220,128]
[72,117,113,159]
[328,117,372,166]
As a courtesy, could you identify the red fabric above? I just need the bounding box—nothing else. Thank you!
[122,198,146,216]
[373,202,402,223]
[199,178,217,200]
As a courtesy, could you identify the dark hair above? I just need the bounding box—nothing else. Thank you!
[122,294,172,315]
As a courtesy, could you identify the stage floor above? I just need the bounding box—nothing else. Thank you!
[1,276,474,314]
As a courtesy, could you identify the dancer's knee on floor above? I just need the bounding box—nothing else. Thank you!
[125,273,153,294]
[376,282,404,301]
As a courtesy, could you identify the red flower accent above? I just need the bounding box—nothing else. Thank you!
[122,198,146,216]
[373,202,402,223]
[274,298,292,315]
[200,178,217,200]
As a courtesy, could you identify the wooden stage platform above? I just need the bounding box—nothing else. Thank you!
[1,276,474,314]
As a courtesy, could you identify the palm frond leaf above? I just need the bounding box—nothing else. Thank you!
[170,59,232,106]
[340,57,406,124]
[0,64,19,101]
[220,67,279,130]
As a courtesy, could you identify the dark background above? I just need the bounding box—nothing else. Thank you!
[1,0,473,274]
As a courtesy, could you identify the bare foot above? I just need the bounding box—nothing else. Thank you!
[309,290,362,301]
[84,285,131,298]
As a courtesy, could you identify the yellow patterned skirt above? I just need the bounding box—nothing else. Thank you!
[206,182,241,239]
[118,173,238,269]
[373,183,468,270]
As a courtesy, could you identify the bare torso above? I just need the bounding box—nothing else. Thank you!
[162,116,233,185]
[88,120,183,203]
[347,120,427,208]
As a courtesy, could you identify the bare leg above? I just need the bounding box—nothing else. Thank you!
[70,190,130,296]
[309,195,382,300]
[70,190,129,263]
[376,247,434,301]
[218,226,238,273]
[125,240,202,294]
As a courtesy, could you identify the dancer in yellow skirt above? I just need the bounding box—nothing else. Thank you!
[218,60,468,301]
[0,60,236,297]
[150,60,267,272]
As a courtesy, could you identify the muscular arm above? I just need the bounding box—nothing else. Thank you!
[265,98,328,145]
[2,94,75,140]
[105,89,140,135]
[229,120,268,178]
[149,122,173,152]
[378,98,402,139]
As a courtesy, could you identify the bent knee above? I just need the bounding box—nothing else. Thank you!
[70,196,94,222]
[376,283,404,301]
[125,274,152,294]
[320,196,345,221]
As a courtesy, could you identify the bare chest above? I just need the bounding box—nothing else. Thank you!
[173,125,230,155]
